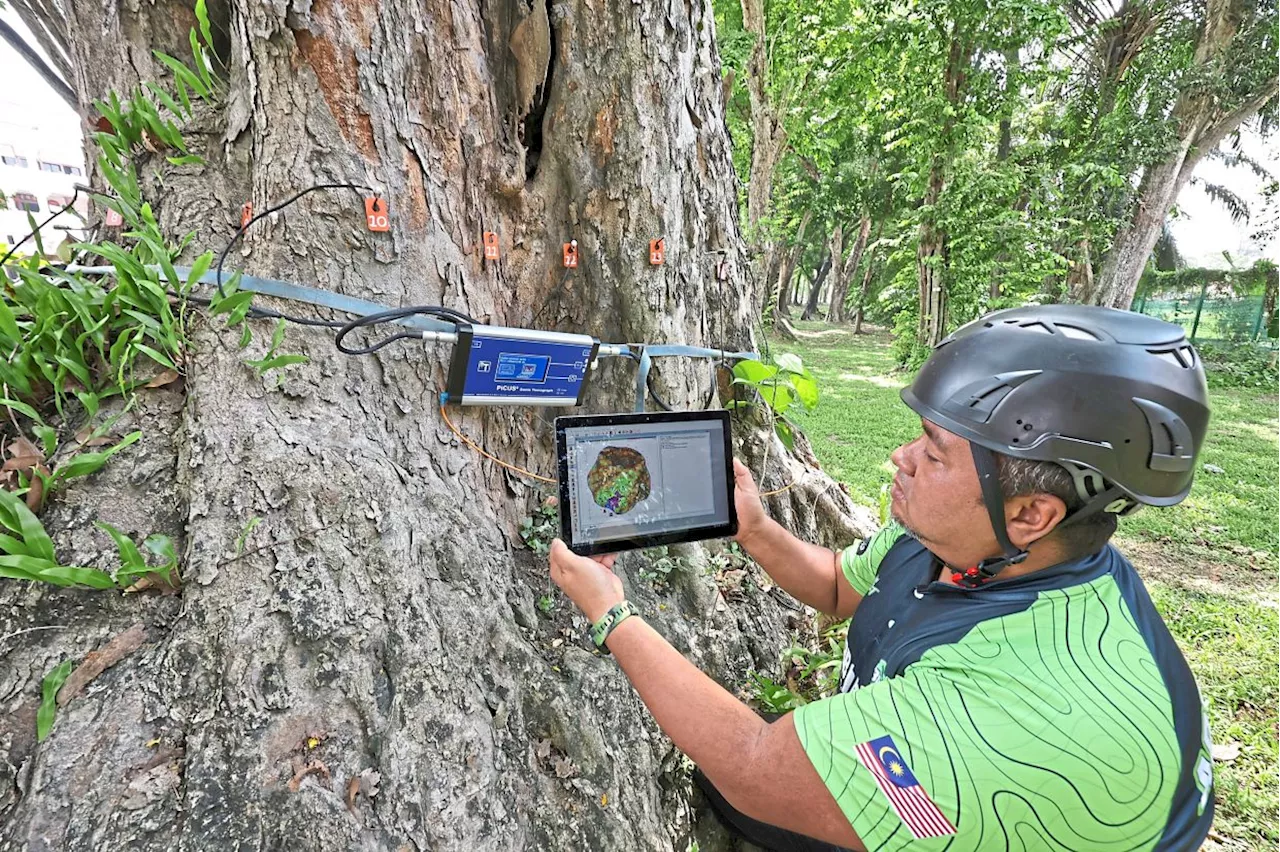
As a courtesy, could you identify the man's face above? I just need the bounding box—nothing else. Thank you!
[889,419,1000,570]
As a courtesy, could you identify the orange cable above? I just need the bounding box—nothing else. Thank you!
[439,402,557,484]
[759,470,807,497]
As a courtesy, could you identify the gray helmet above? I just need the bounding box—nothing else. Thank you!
[901,304,1210,583]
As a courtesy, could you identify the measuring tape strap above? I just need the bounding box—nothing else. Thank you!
[67,264,458,333]
[67,266,763,359]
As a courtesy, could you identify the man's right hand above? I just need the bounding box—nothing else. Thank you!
[732,458,770,548]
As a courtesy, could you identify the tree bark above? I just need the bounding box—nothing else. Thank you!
[852,260,876,335]
[739,0,787,238]
[772,209,811,319]
[829,214,870,323]
[823,224,844,321]
[915,30,966,350]
[0,2,875,851]
[800,247,831,320]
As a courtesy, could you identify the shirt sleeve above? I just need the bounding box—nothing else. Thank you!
[792,669,961,850]
[840,522,905,595]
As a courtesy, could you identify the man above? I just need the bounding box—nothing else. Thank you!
[549,305,1215,851]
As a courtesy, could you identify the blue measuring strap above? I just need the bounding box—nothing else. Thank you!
[68,264,458,333]
[68,265,764,410]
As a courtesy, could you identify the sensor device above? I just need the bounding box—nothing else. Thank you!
[555,410,737,555]
[444,324,599,406]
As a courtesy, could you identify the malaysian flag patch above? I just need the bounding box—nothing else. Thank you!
[855,735,957,839]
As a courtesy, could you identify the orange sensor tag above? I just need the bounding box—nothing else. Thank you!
[649,238,665,265]
[563,241,579,268]
[365,197,390,232]
[483,231,500,260]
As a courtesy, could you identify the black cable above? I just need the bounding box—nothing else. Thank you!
[334,304,475,355]
[213,182,371,329]
[0,185,84,268]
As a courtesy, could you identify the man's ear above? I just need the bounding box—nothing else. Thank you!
[1005,493,1068,549]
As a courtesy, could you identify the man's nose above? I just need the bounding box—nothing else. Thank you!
[890,441,911,474]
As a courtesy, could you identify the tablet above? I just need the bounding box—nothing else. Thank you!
[555,411,738,555]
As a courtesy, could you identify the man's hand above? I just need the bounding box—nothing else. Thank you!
[732,458,770,547]
[549,539,625,623]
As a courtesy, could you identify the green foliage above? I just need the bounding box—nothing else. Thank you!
[747,619,849,711]
[1195,342,1279,390]
[0,8,221,590]
[730,352,819,449]
[519,500,560,556]
[638,546,687,592]
[537,594,557,614]
[37,659,73,742]
[234,516,263,557]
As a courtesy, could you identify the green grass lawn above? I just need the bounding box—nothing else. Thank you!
[776,320,1279,850]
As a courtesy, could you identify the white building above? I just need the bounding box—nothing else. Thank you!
[0,108,88,257]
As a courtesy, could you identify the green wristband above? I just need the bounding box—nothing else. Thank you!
[591,601,635,653]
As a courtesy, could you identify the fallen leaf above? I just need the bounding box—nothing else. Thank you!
[73,425,114,447]
[57,623,146,706]
[552,755,578,778]
[145,369,182,389]
[123,572,182,595]
[1211,741,1241,762]
[600,793,608,808]
[345,776,361,814]
[23,466,48,511]
[288,759,331,792]
[536,739,552,761]
[7,436,43,463]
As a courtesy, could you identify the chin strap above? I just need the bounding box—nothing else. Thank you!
[959,444,1029,588]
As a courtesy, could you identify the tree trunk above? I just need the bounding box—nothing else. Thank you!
[917,162,948,348]
[1091,0,1278,309]
[772,210,811,319]
[824,224,844,321]
[915,31,966,350]
[739,0,786,238]
[801,247,831,320]
[852,261,876,335]
[829,214,870,323]
[0,2,875,851]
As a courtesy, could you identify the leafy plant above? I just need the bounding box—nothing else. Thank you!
[37,659,73,742]
[97,521,178,587]
[729,352,819,450]
[245,318,309,378]
[519,499,560,556]
[537,594,557,614]
[638,546,687,592]
[1196,341,1279,390]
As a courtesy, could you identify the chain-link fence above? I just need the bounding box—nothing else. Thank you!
[1135,288,1276,347]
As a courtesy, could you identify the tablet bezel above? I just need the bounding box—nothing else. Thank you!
[554,410,738,556]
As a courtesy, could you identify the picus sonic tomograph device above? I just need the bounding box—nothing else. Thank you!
[442,324,601,406]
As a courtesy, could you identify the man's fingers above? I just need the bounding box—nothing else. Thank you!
[592,553,618,570]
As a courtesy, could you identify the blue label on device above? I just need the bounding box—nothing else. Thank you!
[462,331,593,404]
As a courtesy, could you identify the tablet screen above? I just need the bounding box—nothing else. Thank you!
[556,412,735,553]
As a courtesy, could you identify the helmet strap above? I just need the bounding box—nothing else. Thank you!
[959,444,1029,588]
[1058,484,1134,528]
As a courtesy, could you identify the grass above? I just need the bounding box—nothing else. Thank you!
[773,320,1279,850]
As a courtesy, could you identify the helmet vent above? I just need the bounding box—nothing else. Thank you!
[1133,398,1195,473]
[1056,324,1101,341]
[942,370,1042,424]
[1147,346,1196,369]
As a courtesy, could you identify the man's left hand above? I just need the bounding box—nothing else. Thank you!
[549,539,624,623]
